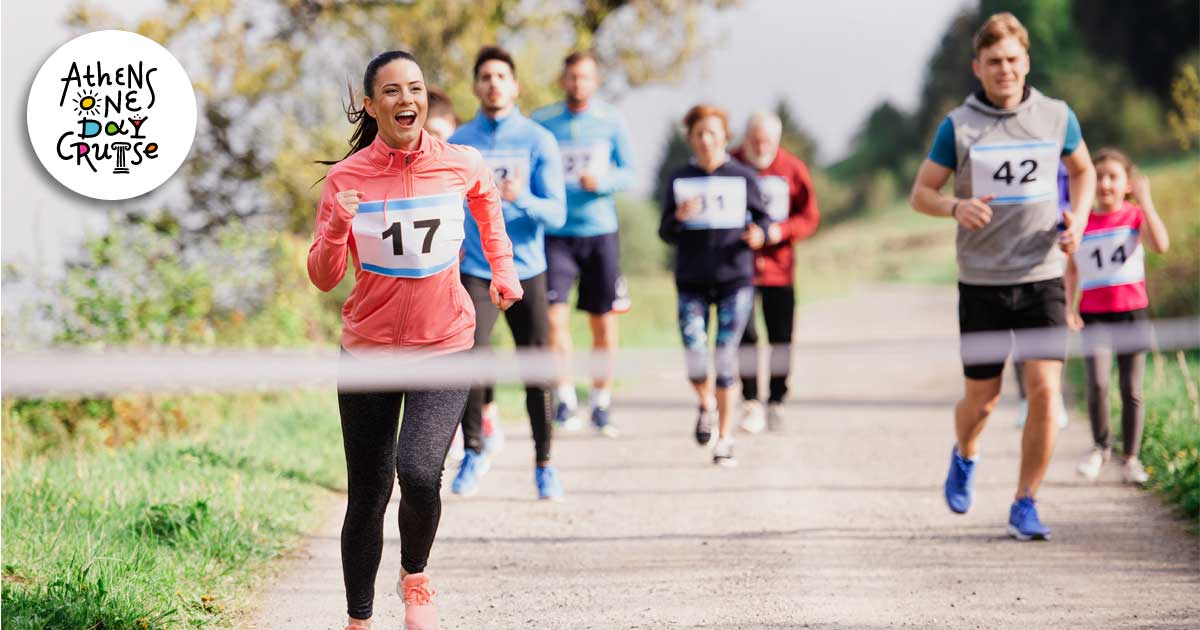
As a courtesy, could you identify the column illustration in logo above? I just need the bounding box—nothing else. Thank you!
[26,30,197,200]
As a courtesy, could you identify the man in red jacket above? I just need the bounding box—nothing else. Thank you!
[733,111,820,433]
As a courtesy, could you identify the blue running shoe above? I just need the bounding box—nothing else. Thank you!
[591,406,619,438]
[451,449,489,496]
[555,402,583,431]
[1008,496,1051,541]
[944,445,975,514]
[535,465,564,500]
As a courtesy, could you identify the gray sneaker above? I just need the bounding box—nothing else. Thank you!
[766,402,784,432]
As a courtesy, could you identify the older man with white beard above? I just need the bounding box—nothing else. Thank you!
[731,112,821,433]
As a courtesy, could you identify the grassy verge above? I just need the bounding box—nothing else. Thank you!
[1066,351,1200,528]
[1,392,345,629]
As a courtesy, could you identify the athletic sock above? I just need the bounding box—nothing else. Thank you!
[589,388,611,410]
[556,384,578,410]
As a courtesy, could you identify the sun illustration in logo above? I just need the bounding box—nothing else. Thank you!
[73,90,98,115]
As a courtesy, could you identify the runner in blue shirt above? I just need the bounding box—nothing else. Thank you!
[532,51,635,437]
[449,45,567,500]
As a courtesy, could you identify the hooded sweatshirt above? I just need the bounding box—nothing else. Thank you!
[308,131,521,356]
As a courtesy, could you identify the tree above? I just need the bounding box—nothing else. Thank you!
[70,0,743,236]
[652,125,691,209]
[1071,0,1200,101]
[775,98,818,164]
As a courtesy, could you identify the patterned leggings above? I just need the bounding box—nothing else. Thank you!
[677,285,755,388]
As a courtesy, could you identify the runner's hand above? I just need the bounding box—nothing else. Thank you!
[767,223,783,245]
[743,223,765,250]
[490,283,519,311]
[1058,210,1081,255]
[333,190,364,226]
[675,197,702,222]
[953,195,995,230]
[579,173,599,192]
[501,179,521,203]
[1131,172,1152,207]
[1067,310,1084,332]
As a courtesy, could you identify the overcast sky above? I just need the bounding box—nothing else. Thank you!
[2,0,971,269]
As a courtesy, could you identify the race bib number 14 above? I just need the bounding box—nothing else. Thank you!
[1075,226,1144,290]
[969,141,1059,205]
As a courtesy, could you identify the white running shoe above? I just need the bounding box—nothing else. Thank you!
[738,400,766,434]
[712,437,737,467]
[482,405,505,454]
[1055,396,1069,429]
[1076,447,1110,480]
[1121,458,1150,485]
[766,402,784,432]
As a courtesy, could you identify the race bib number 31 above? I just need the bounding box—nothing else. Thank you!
[560,141,611,185]
[969,141,1059,205]
[1075,227,1144,290]
[352,193,465,278]
[757,175,790,222]
[673,176,748,230]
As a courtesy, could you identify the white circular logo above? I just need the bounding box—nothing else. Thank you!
[26,30,197,201]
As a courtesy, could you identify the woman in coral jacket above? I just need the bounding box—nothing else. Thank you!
[308,50,520,630]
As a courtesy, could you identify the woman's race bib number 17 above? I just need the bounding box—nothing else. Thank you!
[969,140,1060,205]
[352,192,465,278]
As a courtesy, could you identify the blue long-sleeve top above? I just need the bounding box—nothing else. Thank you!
[451,109,566,280]
[531,100,635,237]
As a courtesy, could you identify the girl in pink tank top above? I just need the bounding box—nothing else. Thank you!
[1065,148,1170,486]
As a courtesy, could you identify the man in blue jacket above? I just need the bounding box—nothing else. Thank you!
[533,51,636,438]
[450,45,567,500]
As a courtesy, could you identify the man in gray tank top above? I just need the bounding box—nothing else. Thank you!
[908,12,1095,541]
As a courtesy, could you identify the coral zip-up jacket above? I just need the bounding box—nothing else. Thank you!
[731,147,820,287]
[308,132,521,356]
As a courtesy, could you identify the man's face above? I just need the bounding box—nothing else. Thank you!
[561,58,599,105]
[972,36,1029,104]
[743,124,780,169]
[474,59,519,113]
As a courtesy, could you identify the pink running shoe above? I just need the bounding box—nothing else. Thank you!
[398,573,437,630]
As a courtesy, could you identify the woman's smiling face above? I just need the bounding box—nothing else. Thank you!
[366,58,428,150]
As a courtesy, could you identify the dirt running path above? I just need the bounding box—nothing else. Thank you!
[254,284,1198,629]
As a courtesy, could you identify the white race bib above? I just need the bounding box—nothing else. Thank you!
[1075,227,1145,290]
[969,141,1060,205]
[757,175,790,222]
[559,141,611,186]
[480,150,530,186]
[673,176,748,230]
[352,192,465,278]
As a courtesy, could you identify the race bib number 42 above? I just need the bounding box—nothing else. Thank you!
[969,141,1060,205]
[559,141,611,185]
[673,176,748,230]
[757,175,790,222]
[352,193,465,278]
[1075,226,1144,290]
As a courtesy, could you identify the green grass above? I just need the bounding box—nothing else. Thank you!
[1,392,345,629]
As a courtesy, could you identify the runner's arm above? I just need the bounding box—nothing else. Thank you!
[465,150,523,300]
[745,175,772,234]
[307,177,352,292]
[1062,140,1095,248]
[595,118,636,194]
[658,175,683,244]
[780,159,820,241]
[909,160,957,218]
[1132,173,1170,254]
[513,134,567,230]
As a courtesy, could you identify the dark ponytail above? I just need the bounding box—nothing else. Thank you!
[317,50,420,166]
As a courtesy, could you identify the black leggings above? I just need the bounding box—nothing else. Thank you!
[1081,310,1150,457]
[739,285,796,403]
[338,383,468,620]
[461,272,553,463]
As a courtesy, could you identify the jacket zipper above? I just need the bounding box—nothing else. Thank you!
[393,153,415,346]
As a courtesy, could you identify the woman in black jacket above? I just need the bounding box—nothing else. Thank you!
[660,104,771,467]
